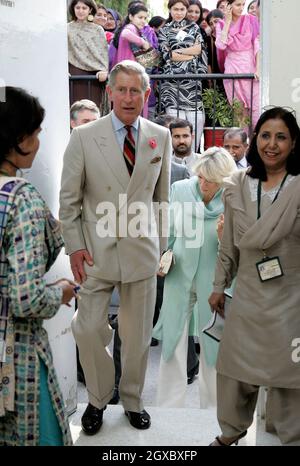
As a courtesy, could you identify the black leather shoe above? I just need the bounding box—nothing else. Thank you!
[187,373,197,385]
[125,409,151,429]
[187,364,199,385]
[108,387,120,405]
[81,403,106,435]
[77,370,86,385]
[151,337,159,346]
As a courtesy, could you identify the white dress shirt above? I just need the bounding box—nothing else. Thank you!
[236,155,248,169]
[111,110,139,152]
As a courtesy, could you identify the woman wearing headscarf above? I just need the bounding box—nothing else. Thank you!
[153,147,236,408]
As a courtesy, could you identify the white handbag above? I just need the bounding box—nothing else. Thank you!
[158,249,175,275]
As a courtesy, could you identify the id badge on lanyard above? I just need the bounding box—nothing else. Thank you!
[256,252,284,282]
[255,175,287,282]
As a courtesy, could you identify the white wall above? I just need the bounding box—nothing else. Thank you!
[261,0,300,121]
[0,0,77,414]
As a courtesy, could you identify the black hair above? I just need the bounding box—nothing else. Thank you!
[113,3,148,49]
[169,118,193,134]
[69,0,98,21]
[127,1,146,8]
[206,8,224,25]
[247,0,257,12]
[148,16,166,29]
[247,107,300,180]
[216,0,226,7]
[0,87,45,160]
[166,0,190,23]
[154,114,175,127]
[187,0,203,25]
[96,3,107,12]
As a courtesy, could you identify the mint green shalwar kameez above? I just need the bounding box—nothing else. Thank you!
[153,176,223,367]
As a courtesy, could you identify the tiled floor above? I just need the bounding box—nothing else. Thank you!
[69,342,281,446]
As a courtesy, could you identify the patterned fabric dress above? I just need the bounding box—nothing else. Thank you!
[158,20,207,112]
[0,178,72,446]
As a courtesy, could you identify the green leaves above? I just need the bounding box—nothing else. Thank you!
[202,88,249,128]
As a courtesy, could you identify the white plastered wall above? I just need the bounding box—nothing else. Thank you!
[261,0,300,120]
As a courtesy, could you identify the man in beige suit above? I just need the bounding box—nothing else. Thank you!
[60,61,171,434]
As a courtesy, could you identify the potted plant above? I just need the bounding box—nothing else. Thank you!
[202,88,249,150]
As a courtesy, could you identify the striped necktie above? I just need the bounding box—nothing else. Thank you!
[123,125,136,176]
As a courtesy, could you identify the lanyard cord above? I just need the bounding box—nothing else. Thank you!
[257,173,289,220]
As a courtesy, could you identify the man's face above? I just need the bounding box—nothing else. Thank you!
[171,126,193,158]
[223,135,248,162]
[106,71,150,125]
[71,109,99,128]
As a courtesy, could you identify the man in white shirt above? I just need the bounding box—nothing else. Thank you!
[170,119,200,175]
[223,128,248,169]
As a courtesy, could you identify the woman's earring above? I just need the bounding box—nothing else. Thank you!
[88,14,94,22]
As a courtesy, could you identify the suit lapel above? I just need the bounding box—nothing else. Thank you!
[93,114,130,190]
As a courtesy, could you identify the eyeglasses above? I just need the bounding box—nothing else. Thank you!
[262,105,297,117]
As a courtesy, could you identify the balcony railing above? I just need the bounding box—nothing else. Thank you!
[69,72,255,150]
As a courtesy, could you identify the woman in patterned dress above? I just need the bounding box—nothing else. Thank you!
[0,87,76,445]
[158,0,207,149]
[68,0,109,113]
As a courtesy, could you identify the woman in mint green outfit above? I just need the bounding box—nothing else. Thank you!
[153,147,236,408]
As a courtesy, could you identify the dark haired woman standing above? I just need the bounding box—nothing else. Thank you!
[158,0,207,149]
[111,4,151,67]
[0,87,76,445]
[215,0,260,127]
[209,107,300,446]
[68,0,108,112]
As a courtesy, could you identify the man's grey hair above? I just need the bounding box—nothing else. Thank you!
[108,60,150,92]
[193,146,237,184]
[70,99,100,121]
[223,127,248,144]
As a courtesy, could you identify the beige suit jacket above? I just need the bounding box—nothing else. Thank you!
[59,114,171,283]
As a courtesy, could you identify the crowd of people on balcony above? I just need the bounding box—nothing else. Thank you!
[3,0,300,449]
[68,0,261,146]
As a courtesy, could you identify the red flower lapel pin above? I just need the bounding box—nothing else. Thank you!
[148,138,157,149]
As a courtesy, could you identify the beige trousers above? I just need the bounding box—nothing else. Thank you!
[217,373,300,446]
[72,275,156,412]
